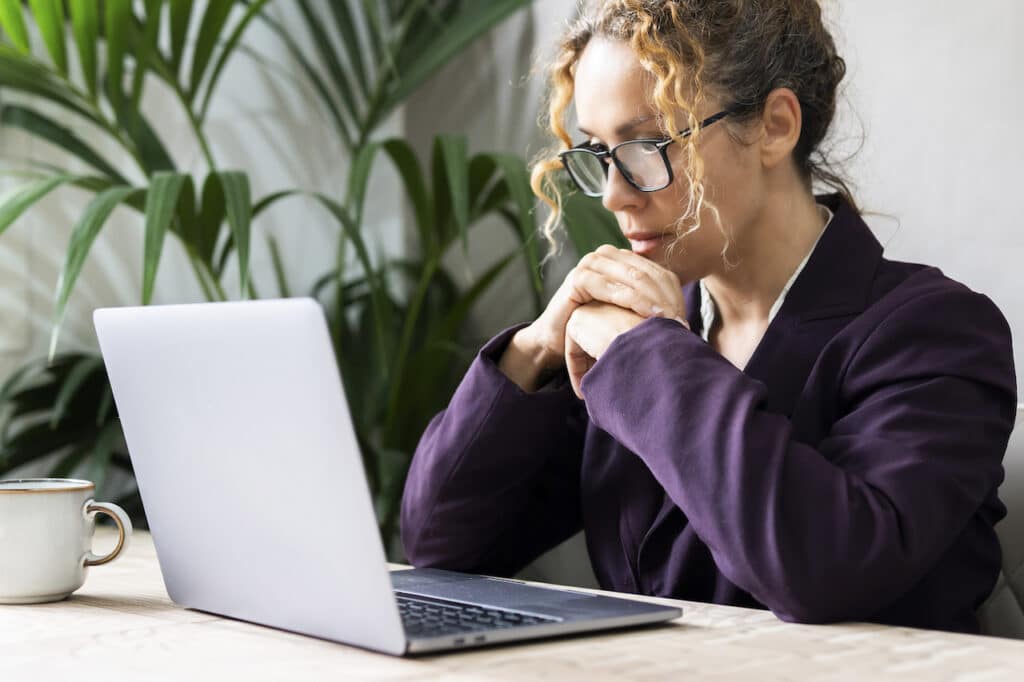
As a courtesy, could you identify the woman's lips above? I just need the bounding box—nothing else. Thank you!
[626,233,669,255]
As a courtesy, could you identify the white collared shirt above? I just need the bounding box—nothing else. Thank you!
[699,203,835,343]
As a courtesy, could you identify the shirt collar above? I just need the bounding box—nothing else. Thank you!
[699,203,835,342]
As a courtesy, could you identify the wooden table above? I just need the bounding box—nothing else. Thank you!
[3,529,1024,681]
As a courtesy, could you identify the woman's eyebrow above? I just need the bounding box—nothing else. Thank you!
[578,115,659,139]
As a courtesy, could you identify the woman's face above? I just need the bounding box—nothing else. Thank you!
[573,38,764,283]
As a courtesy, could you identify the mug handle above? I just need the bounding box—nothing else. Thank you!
[83,501,133,567]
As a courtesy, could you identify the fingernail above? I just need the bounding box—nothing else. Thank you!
[651,305,664,316]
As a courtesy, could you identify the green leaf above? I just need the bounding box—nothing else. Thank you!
[1,105,127,183]
[168,0,192,76]
[104,0,132,106]
[560,186,629,255]
[337,139,433,258]
[27,0,67,75]
[50,443,91,478]
[217,171,251,296]
[0,358,46,413]
[252,189,297,219]
[96,383,114,426]
[359,0,386,76]
[51,185,141,359]
[198,0,271,121]
[172,173,196,238]
[131,0,164,110]
[0,420,88,473]
[69,0,99,97]
[488,153,543,299]
[345,141,382,225]
[0,0,30,53]
[327,0,369,95]
[296,0,364,126]
[142,172,188,304]
[436,249,518,343]
[380,138,432,256]
[255,11,353,149]
[435,135,470,257]
[188,0,233,101]
[382,256,439,437]
[0,45,107,128]
[313,192,391,378]
[266,234,290,298]
[195,172,225,265]
[87,421,119,497]
[467,153,500,218]
[50,355,103,428]
[0,174,71,236]
[110,99,176,174]
[376,0,530,123]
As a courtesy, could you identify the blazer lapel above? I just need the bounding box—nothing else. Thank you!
[687,193,884,418]
[745,193,883,416]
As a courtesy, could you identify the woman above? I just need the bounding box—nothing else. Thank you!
[400,0,1017,634]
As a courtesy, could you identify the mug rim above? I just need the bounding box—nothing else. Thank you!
[0,478,95,494]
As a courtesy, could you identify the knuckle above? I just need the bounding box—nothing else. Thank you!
[574,268,593,288]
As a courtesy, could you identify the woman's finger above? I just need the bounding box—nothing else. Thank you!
[595,244,684,305]
[569,265,663,319]
[565,318,595,399]
[577,249,684,320]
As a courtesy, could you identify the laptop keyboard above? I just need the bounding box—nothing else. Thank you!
[395,592,560,638]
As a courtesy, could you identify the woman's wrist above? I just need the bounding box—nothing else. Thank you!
[497,326,561,393]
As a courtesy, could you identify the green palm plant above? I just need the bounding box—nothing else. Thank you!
[0,0,275,329]
[0,0,277,510]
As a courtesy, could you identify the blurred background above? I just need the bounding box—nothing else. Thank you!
[0,1,1022,582]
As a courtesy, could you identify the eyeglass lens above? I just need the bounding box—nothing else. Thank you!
[564,139,669,196]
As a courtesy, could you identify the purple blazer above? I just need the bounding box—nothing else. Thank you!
[400,194,1017,633]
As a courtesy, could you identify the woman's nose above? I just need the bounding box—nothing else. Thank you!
[602,163,644,213]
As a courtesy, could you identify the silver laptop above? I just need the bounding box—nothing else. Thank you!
[93,298,681,656]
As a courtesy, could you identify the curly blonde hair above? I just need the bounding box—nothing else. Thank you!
[531,0,856,259]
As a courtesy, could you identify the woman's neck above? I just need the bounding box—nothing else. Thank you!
[703,189,827,329]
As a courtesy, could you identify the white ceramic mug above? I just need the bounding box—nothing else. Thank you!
[0,478,133,604]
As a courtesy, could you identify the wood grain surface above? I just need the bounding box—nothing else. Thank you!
[2,528,1022,681]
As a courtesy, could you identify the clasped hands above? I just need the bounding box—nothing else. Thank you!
[527,244,689,399]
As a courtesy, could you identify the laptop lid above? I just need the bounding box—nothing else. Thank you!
[94,298,406,655]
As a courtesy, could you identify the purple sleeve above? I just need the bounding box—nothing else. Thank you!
[580,290,1017,623]
[400,324,587,576]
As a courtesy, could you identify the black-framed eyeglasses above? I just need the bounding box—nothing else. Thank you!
[559,109,735,198]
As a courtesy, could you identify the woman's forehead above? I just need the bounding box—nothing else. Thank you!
[574,38,660,137]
